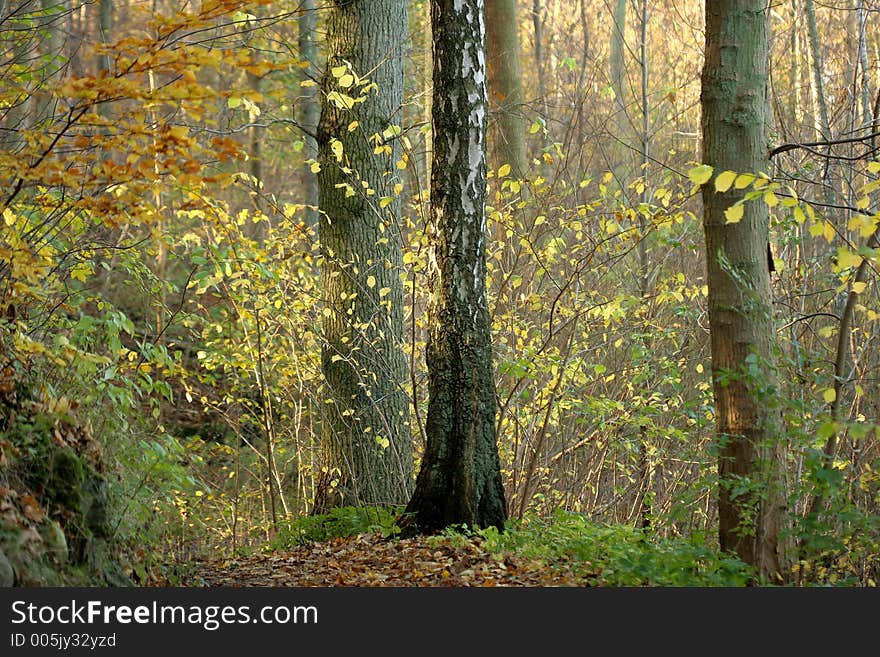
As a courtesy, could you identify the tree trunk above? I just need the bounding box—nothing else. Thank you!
[97,0,111,74]
[314,0,413,512]
[485,0,527,178]
[700,0,787,580]
[297,0,320,228]
[609,0,628,172]
[804,0,830,142]
[532,0,547,122]
[403,0,507,534]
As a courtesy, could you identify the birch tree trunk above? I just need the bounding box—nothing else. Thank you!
[403,0,507,533]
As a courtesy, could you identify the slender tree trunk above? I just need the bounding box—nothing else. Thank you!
[314,0,413,512]
[609,0,629,174]
[788,0,801,131]
[634,0,652,530]
[532,0,547,121]
[804,0,830,142]
[97,0,111,74]
[403,0,507,534]
[701,0,787,580]
[485,0,527,178]
[297,0,320,228]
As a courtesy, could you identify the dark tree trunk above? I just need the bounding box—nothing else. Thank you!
[403,0,507,534]
[314,0,413,512]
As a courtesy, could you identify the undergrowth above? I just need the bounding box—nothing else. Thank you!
[475,510,752,587]
[264,506,753,586]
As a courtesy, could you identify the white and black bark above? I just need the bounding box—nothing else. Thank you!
[403,0,507,533]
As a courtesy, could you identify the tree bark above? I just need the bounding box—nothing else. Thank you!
[403,0,507,534]
[700,0,787,580]
[97,0,111,75]
[314,0,413,512]
[297,0,320,228]
[485,0,527,178]
[609,0,628,172]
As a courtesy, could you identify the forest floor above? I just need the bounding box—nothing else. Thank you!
[174,533,590,587]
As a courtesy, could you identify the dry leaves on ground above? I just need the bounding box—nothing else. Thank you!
[179,533,592,587]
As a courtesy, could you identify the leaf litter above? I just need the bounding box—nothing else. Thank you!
[179,533,592,587]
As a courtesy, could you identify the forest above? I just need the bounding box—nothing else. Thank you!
[0,0,878,589]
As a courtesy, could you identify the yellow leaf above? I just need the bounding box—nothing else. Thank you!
[823,388,837,403]
[868,161,880,174]
[687,164,713,186]
[835,247,862,269]
[714,170,737,193]
[734,173,755,189]
[847,213,876,238]
[338,74,354,88]
[347,121,359,132]
[330,139,343,162]
[822,221,835,243]
[3,208,15,226]
[331,65,348,78]
[310,161,321,173]
[793,206,805,224]
[763,191,778,207]
[724,203,745,224]
[331,354,344,363]
[379,287,391,297]
[366,275,376,288]
[851,281,867,294]
[168,125,189,140]
[497,163,511,178]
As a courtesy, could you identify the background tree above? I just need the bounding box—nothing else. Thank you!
[485,0,527,178]
[313,0,414,512]
[297,0,320,227]
[700,0,786,579]
[403,0,507,534]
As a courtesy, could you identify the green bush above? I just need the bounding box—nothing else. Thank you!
[477,510,752,586]
[269,506,402,549]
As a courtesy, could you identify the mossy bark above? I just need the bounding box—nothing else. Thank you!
[314,0,413,512]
